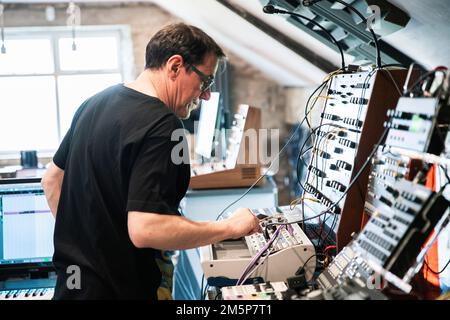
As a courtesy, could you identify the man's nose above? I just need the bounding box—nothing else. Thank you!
[200,89,211,101]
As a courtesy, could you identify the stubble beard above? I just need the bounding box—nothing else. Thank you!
[181,100,200,119]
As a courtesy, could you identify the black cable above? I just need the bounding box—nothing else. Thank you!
[208,72,339,298]
[303,0,382,69]
[298,146,313,168]
[214,87,329,221]
[301,73,348,230]
[300,128,382,236]
[264,5,346,71]
[198,65,399,302]
[299,67,393,245]
[296,253,327,277]
[202,284,209,300]
[320,211,338,247]
[439,165,450,184]
[424,258,450,275]
[314,123,349,190]
[296,122,347,174]
[199,274,205,300]
[302,76,337,223]
[297,93,333,171]
[326,126,389,213]
[317,210,329,247]
[302,69,376,219]
[304,78,332,144]
[337,0,382,69]
[265,210,331,236]
[315,127,336,190]
[319,69,375,188]
[296,65,406,246]
[216,65,396,237]
[295,92,327,194]
[314,206,337,249]
[214,74,337,221]
[297,80,329,159]
[214,121,300,221]
[306,218,327,244]
[435,124,449,153]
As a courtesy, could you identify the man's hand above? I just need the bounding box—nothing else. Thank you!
[128,208,261,250]
[224,208,261,239]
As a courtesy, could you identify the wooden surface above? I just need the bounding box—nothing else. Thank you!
[190,106,263,189]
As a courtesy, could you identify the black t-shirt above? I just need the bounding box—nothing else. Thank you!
[52,84,190,300]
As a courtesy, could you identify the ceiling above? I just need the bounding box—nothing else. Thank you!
[382,0,450,70]
[2,0,450,86]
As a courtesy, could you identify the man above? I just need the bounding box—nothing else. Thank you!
[41,23,260,300]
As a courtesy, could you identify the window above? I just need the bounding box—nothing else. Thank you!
[0,26,133,157]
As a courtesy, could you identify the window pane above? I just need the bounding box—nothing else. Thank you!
[0,39,54,75]
[59,37,119,71]
[58,73,122,136]
[0,76,59,152]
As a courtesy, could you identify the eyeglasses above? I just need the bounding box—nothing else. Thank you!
[190,65,215,92]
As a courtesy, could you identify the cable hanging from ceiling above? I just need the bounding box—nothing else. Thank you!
[66,1,81,51]
[0,1,6,54]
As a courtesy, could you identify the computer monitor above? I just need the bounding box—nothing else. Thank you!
[0,178,54,274]
[195,92,221,159]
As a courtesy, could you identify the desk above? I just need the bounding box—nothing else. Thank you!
[173,178,278,300]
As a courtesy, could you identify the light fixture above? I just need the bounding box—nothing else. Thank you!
[66,2,81,51]
[0,2,6,54]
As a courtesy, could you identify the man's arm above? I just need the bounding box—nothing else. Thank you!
[41,161,64,218]
[127,208,260,250]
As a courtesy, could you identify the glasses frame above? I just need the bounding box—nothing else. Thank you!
[189,64,215,92]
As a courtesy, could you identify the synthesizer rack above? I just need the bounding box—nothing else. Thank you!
[301,69,408,249]
[384,97,441,153]
[356,148,449,279]
[317,91,450,294]
[212,63,450,300]
[316,245,376,290]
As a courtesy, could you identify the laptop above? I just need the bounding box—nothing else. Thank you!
[0,178,56,300]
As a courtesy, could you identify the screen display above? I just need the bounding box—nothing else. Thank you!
[0,182,54,266]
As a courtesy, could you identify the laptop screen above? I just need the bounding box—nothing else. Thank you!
[0,178,54,268]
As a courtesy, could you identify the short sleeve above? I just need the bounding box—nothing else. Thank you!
[53,101,88,170]
[53,129,72,170]
[126,123,189,215]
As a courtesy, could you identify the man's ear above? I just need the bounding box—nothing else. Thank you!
[166,55,184,79]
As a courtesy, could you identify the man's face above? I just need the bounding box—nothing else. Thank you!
[174,53,218,119]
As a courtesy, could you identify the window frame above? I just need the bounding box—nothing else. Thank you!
[0,25,134,160]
